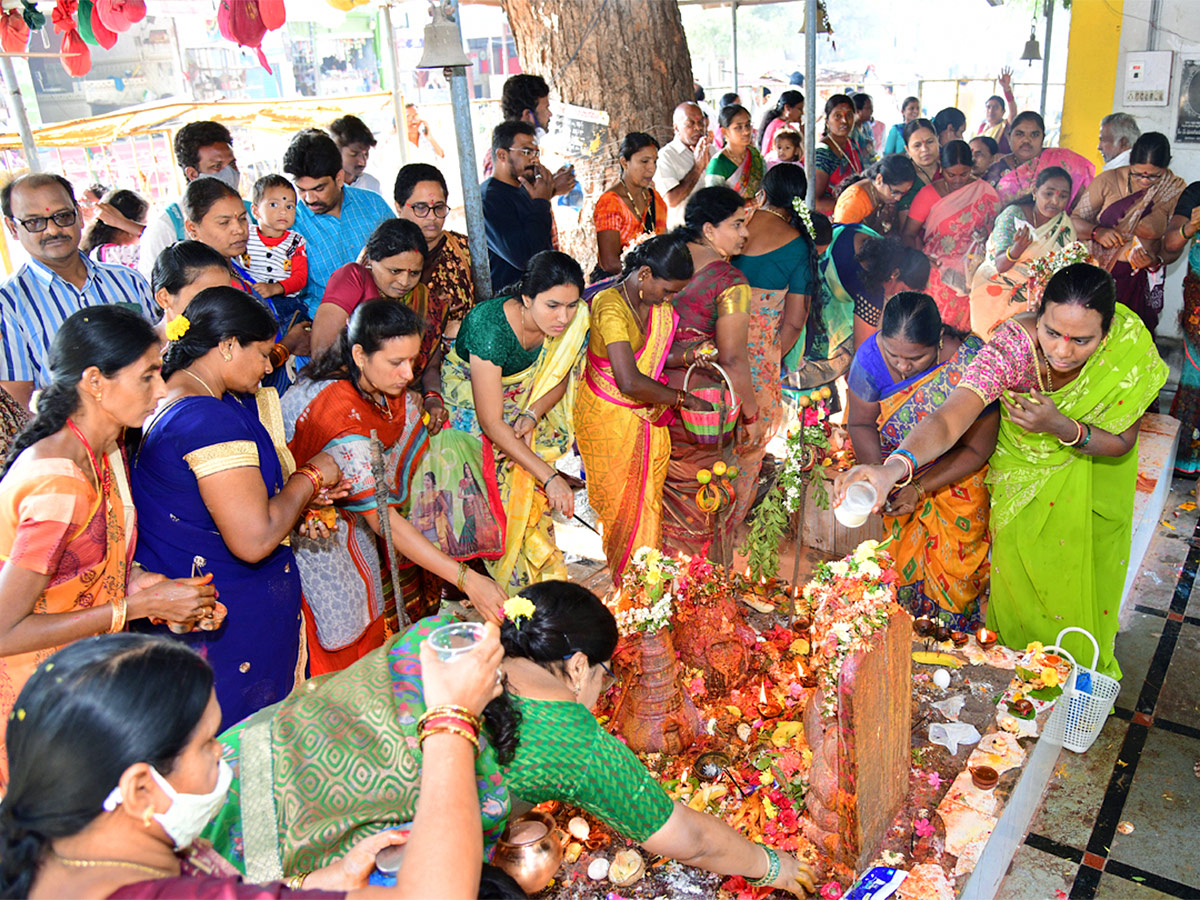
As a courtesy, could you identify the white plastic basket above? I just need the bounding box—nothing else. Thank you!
[1040,627,1120,753]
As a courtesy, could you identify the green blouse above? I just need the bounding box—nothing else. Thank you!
[454,296,541,377]
[501,696,675,843]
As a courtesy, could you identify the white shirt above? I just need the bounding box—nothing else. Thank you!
[349,171,383,197]
[138,201,184,281]
[1102,148,1132,172]
[654,137,700,230]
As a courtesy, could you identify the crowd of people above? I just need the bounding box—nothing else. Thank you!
[0,67,1196,898]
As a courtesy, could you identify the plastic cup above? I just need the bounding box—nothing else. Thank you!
[428,622,486,662]
[833,482,877,528]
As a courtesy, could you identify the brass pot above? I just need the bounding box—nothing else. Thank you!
[493,811,564,894]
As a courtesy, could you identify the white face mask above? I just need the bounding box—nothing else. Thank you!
[103,758,233,850]
[209,166,241,192]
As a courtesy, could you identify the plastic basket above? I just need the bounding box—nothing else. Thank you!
[680,363,740,444]
[1041,627,1120,753]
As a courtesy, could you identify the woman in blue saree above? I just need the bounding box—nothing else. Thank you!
[132,287,342,728]
[846,292,999,629]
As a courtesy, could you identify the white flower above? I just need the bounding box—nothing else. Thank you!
[852,539,880,563]
[831,622,854,643]
[859,560,882,580]
[829,560,850,578]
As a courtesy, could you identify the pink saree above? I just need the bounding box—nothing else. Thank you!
[921,180,1000,331]
[994,147,1095,209]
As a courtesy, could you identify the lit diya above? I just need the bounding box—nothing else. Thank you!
[756,680,783,718]
[914,616,935,637]
[976,627,998,649]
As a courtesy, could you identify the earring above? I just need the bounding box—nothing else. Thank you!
[142,806,155,828]
[93,392,103,403]
[221,345,233,362]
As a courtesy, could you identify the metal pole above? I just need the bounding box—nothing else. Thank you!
[383,4,410,167]
[804,0,817,206]
[0,56,39,173]
[443,7,492,299]
[730,0,739,98]
[1039,0,1055,117]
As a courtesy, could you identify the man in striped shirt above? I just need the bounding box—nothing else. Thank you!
[0,174,155,408]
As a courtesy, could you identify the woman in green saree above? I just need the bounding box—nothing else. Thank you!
[836,263,1166,678]
[205,582,818,896]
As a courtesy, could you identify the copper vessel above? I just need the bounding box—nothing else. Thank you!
[614,628,702,754]
[492,811,563,894]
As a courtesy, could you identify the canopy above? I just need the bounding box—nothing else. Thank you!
[0,92,397,150]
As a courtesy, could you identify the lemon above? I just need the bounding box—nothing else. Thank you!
[809,391,822,403]
[712,461,727,476]
[697,469,712,485]
[726,465,740,477]
[819,386,833,399]
[797,395,811,408]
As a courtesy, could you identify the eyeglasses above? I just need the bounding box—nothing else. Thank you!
[562,654,616,687]
[1129,171,1164,183]
[506,146,540,158]
[13,209,77,233]
[406,201,450,218]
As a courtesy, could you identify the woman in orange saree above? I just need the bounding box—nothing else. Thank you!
[846,293,999,629]
[575,235,700,581]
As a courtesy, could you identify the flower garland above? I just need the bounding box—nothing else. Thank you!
[1027,241,1092,287]
[606,547,682,635]
[803,539,898,718]
[791,196,817,242]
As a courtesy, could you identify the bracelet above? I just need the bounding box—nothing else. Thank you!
[746,845,781,887]
[268,342,290,369]
[420,712,482,734]
[543,471,562,489]
[1005,247,1017,261]
[285,872,309,891]
[1183,225,1195,242]
[741,409,760,425]
[419,703,481,724]
[885,449,916,488]
[911,477,925,499]
[423,391,444,406]
[109,595,128,634]
[684,347,695,365]
[1060,418,1084,447]
[294,464,322,498]
[673,389,686,411]
[419,722,480,755]
[456,561,469,591]
[516,410,537,425]
[1079,423,1092,449]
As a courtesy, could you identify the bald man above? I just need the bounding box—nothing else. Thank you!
[654,101,712,228]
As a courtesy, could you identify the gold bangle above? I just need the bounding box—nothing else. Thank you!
[911,478,925,499]
[419,723,480,755]
[419,704,483,732]
[456,562,469,592]
[109,596,128,634]
[285,872,309,891]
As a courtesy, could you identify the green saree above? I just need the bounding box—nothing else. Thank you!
[962,304,1167,678]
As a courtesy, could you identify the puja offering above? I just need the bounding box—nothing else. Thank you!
[834,482,877,528]
[427,621,486,662]
[493,811,563,894]
[975,627,998,650]
[970,765,999,791]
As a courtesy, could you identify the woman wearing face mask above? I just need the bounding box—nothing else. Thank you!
[833,154,917,235]
[150,241,233,339]
[202,583,818,896]
[575,234,701,581]
[132,288,341,729]
[439,251,588,594]
[731,165,817,521]
[704,105,765,201]
[812,94,863,214]
[837,264,1167,678]
[985,111,1094,209]
[310,219,429,360]
[182,179,310,392]
[284,301,508,674]
[846,292,998,630]
[1070,132,1187,336]
[901,141,1000,331]
[0,307,217,785]
[592,133,668,281]
[970,168,1076,339]
[660,188,758,554]
[0,627,506,899]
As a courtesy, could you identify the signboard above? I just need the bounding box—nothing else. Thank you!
[1178,58,1200,144]
[1123,50,1172,106]
[547,101,610,160]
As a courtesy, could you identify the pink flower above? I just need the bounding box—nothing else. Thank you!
[925,771,943,789]
[913,817,935,838]
[819,882,843,900]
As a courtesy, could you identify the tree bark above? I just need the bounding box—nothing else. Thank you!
[500,0,695,270]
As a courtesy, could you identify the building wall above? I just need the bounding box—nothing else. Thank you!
[1113,0,1200,336]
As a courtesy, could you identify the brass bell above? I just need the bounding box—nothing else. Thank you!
[415,0,472,70]
[1019,29,1042,65]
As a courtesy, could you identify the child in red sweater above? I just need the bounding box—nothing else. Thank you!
[242,174,309,323]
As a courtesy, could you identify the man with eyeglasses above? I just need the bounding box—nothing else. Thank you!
[480,121,555,290]
[283,129,393,319]
[0,174,156,408]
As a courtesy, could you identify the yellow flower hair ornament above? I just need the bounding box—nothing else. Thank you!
[503,595,536,629]
[165,315,191,342]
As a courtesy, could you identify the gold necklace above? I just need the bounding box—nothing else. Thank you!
[182,369,217,398]
[618,280,647,334]
[1034,345,1053,392]
[760,206,791,226]
[619,181,649,219]
[52,852,175,879]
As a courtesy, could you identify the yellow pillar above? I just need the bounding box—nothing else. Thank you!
[1060,0,1124,168]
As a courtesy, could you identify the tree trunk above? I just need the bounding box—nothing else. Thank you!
[500,0,695,271]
